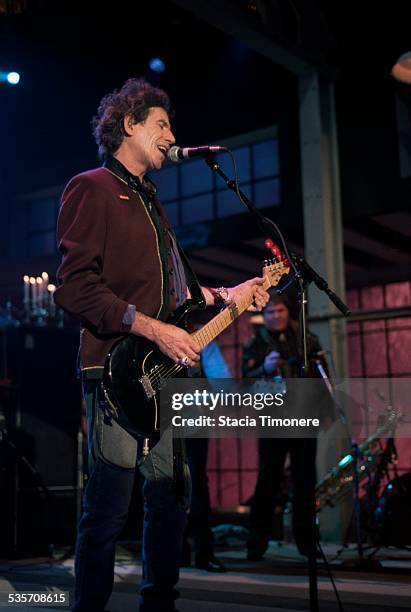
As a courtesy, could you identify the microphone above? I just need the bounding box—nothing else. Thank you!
[167,145,227,162]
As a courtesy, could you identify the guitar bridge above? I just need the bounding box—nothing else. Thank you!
[139,374,156,399]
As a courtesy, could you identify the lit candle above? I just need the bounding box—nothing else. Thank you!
[36,277,43,309]
[47,284,56,317]
[23,275,30,305]
[30,277,36,311]
[42,273,49,311]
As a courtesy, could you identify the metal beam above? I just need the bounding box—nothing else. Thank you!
[298,73,351,544]
[299,72,347,378]
[170,0,336,78]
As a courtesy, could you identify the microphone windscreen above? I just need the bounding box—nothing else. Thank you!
[167,146,181,162]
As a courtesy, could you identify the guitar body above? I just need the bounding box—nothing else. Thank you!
[103,302,192,436]
[102,260,289,437]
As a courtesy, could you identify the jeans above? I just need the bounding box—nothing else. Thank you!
[185,437,213,560]
[73,381,189,612]
[248,437,317,556]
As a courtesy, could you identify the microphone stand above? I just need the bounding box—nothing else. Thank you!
[314,360,388,570]
[204,153,351,612]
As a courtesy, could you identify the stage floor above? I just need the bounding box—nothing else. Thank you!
[1,542,410,611]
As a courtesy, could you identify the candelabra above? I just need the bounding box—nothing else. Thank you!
[1,272,64,328]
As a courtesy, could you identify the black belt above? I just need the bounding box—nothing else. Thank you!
[81,367,104,380]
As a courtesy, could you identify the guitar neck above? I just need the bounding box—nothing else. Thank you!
[192,277,271,350]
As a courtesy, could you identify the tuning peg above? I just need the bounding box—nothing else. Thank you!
[263,259,268,266]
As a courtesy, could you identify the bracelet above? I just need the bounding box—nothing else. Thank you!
[214,286,232,307]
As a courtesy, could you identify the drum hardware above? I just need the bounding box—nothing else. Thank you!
[316,410,400,511]
[316,408,408,563]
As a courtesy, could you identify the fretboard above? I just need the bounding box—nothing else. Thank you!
[192,277,271,350]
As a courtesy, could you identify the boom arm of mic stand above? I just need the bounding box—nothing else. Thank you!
[291,254,351,317]
[204,154,351,318]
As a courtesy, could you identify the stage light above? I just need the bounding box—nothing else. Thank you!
[149,58,165,74]
[7,71,20,84]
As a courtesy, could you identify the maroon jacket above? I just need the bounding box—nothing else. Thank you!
[55,166,180,371]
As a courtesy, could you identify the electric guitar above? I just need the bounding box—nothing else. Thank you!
[102,259,289,436]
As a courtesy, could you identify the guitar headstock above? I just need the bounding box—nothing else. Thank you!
[262,257,290,289]
[262,239,291,289]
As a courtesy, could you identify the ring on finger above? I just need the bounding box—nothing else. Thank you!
[180,355,190,367]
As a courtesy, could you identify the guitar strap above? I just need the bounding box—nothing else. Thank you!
[176,240,206,311]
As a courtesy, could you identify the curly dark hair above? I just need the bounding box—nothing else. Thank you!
[92,77,172,160]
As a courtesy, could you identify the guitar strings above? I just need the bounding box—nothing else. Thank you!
[151,365,182,389]
[150,359,182,381]
[146,299,248,388]
[144,270,279,390]
[146,318,229,389]
[149,363,183,389]
[144,327,210,387]
[146,321,215,387]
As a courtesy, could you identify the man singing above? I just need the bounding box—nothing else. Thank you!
[54,77,269,612]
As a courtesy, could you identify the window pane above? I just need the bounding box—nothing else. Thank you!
[252,140,280,179]
[217,146,251,183]
[153,165,178,201]
[181,159,213,196]
[29,231,56,256]
[255,177,280,208]
[162,201,179,227]
[29,198,56,232]
[181,193,213,224]
[217,184,252,218]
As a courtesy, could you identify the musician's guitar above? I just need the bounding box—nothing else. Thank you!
[102,259,289,436]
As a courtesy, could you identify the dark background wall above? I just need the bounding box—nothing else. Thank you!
[1,0,410,299]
